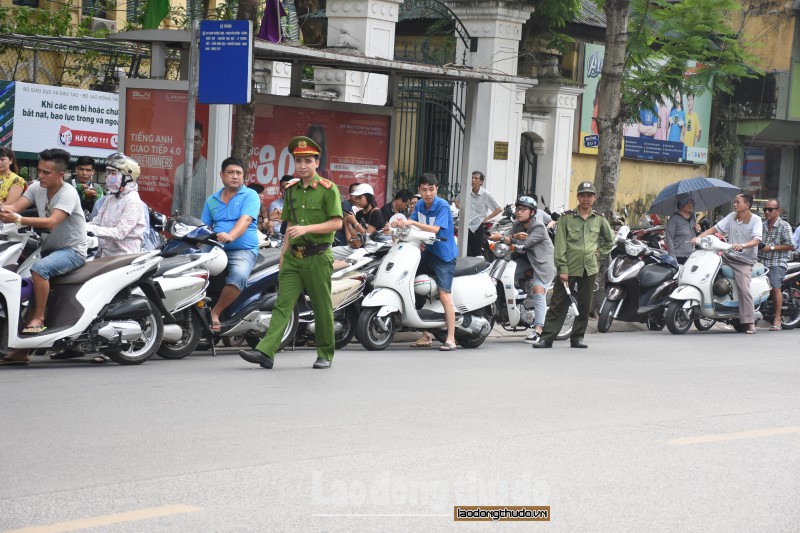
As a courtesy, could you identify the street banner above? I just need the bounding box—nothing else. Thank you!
[11,81,119,160]
[123,88,209,215]
[246,104,391,206]
[578,43,712,165]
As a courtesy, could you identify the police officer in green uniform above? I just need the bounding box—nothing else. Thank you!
[239,136,343,369]
[532,181,614,349]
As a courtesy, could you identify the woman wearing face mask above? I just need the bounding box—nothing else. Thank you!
[0,147,24,205]
[86,152,146,257]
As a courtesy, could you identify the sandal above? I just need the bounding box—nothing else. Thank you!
[410,339,432,348]
[0,357,29,366]
[211,321,221,333]
[769,324,782,331]
[439,342,457,351]
[92,355,111,364]
[21,324,47,334]
[745,326,757,334]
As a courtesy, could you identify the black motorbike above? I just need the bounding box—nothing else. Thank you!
[598,230,679,332]
[760,259,800,329]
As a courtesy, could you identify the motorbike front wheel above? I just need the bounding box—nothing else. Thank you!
[245,305,299,352]
[554,296,578,341]
[334,306,358,350]
[665,301,693,335]
[104,301,164,365]
[356,307,396,350]
[597,298,616,333]
[157,309,201,359]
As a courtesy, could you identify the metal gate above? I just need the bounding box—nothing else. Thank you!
[517,133,538,198]
[393,78,466,201]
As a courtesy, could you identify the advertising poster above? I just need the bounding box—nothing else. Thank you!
[12,81,119,160]
[246,105,391,207]
[578,43,712,165]
[0,81,14,148]
[123,88,209,215]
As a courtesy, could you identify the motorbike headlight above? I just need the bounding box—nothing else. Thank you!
[698,236,713,249]
[171,222,191,238]
[492,242,510,258]
[396,226,411,241]
[624,240,647,256]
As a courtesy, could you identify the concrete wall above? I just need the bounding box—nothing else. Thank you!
[731,6,797,72]
[571,153,706,221]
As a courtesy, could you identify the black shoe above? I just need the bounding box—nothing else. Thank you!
[570,339,588,349]
[312,357,332,369]
[238,350,274,369]
[531,339,553,349]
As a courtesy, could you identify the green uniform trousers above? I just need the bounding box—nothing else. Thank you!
[256,248,335,360]
[541,272,595,342]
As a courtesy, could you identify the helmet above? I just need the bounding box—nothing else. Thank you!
[413,274,438,299]
[515,196,537,211]
[713,277,732,297]
[204,247,228,276]
[104,152,141,181]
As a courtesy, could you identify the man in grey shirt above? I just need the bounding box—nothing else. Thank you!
[171,121,208,217]
[0,149,87,362]
[455,171,501,256]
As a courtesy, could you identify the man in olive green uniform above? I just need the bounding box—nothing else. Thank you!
[532,181,614,349]
[239,136,343,369]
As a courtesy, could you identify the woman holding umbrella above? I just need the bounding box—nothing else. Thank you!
[666,197,699,264]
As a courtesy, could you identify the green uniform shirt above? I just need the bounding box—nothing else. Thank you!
[554,209,614,277]
[281,174,343,245]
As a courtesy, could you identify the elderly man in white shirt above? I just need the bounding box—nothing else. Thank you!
[455,171,502,257]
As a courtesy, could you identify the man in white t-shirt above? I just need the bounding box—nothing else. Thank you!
[455,171,501,257]
[0,148,88,364]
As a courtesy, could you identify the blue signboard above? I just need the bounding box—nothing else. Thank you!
[198,20,252,104]
[583,134,599,148]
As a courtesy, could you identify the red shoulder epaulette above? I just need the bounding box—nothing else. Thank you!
[285,178,300,188]
[318,178,333,189]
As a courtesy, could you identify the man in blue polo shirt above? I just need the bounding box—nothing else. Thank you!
[201,156,260,332]
[395,172,458,351]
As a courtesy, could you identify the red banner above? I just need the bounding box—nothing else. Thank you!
[60,126,118,150]
[123,89,209,216]
[245,105,390,207]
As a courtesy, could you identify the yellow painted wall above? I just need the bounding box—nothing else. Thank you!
[730,7,797,71]
[571,153,706,222]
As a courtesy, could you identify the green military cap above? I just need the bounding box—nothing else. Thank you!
[288,136,321,156]
[577,181,597,194]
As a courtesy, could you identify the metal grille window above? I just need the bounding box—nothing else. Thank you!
[82,0,107,19]
[126,0,143,21]
[517,134,538,198]
[12,0,39,6]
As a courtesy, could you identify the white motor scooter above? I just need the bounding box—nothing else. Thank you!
[665,234,771,334]
[356,225,497,350]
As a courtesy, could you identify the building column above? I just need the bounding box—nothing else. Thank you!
[316,0,404,104]
[523,84,583,209]
[446,0,533,206]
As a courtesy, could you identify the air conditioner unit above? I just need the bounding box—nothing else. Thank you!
[91,17,118,33]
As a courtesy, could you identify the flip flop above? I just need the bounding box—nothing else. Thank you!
[410,340,432,348]
[0,358,29,366]
[439,342,457,351]
[211,321,221,333]
[21,324,47,334]
[769,324,782,331]
[91,355,111,364]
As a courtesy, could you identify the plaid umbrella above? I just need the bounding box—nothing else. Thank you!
[648,177,741,216]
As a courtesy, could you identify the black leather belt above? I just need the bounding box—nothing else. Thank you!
[290,243,330,259]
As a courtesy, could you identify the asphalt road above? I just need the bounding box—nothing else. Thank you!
[1,327,799,532]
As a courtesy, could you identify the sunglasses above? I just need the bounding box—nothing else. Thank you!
[764,207,778,212]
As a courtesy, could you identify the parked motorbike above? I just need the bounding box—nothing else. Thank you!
[356,225,497,350]
[760,259,800,329]
[598,226,679,332]
[488,240,575,339]
[0,247,168,364]
[665,235,771,334]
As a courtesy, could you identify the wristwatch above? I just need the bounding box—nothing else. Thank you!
[14,213,22,226]
[771,245,775,251]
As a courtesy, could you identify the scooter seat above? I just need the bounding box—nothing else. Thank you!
[51,253,146,285]
[720,262,766,279]
[454,257,490,277]
[252,248,282,274]
[154,255,193,277]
